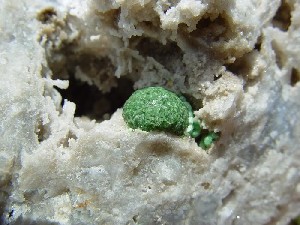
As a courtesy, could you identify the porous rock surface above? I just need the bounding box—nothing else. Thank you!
[0,0,300,224]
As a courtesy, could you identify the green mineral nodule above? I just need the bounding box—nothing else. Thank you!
[199,132,219,150]
[122,87,189,135]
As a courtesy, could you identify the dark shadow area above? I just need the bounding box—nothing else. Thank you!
[254,36,262,51]
[272,0,292,31]
[36,7,57,24]
[290,68,300,86]
[189,14,230,43]
[225,53,252,76]
[37,9,135,122]
[134,37,183,72]
[58,76,134,121]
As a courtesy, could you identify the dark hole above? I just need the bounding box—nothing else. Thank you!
[225,51,262,78]
[194,17,212,29]
[35,119,49,142]
[189,15,228,42]
[58,76,134,121]
[135,38,183,72]
[214,74,222,81]
[99,8,121,29]
[37,7,57,24]
[9,209,14,218]
[254,42,261,51]
[254,36,262,51]
[142,21,153,27]
[225,57,247,76]
[201,182,210,190]
[272,0,292,31]
[290,68,300,86]
[132,215,139,223]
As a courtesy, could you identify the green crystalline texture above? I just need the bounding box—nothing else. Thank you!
[189,121,202,138]
[199,132,219,150]
[123,86,219,149]
[122,87,189,135]
[180,95,202,138]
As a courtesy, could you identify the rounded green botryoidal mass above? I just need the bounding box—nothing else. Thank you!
[122,87,189,135]
[199,132,219,150]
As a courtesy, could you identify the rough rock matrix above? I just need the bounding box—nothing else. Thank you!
[0,0,300,224]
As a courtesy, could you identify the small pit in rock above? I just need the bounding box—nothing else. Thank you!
[290,68,300,87]
[254,36,262,51]
[36,7,57,24]
[58,76,134,121]
[189,15,228,42]
[134,37,183,73]
[272,0,292,31]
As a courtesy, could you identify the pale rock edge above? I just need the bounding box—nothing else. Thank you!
[0,0,300,224]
